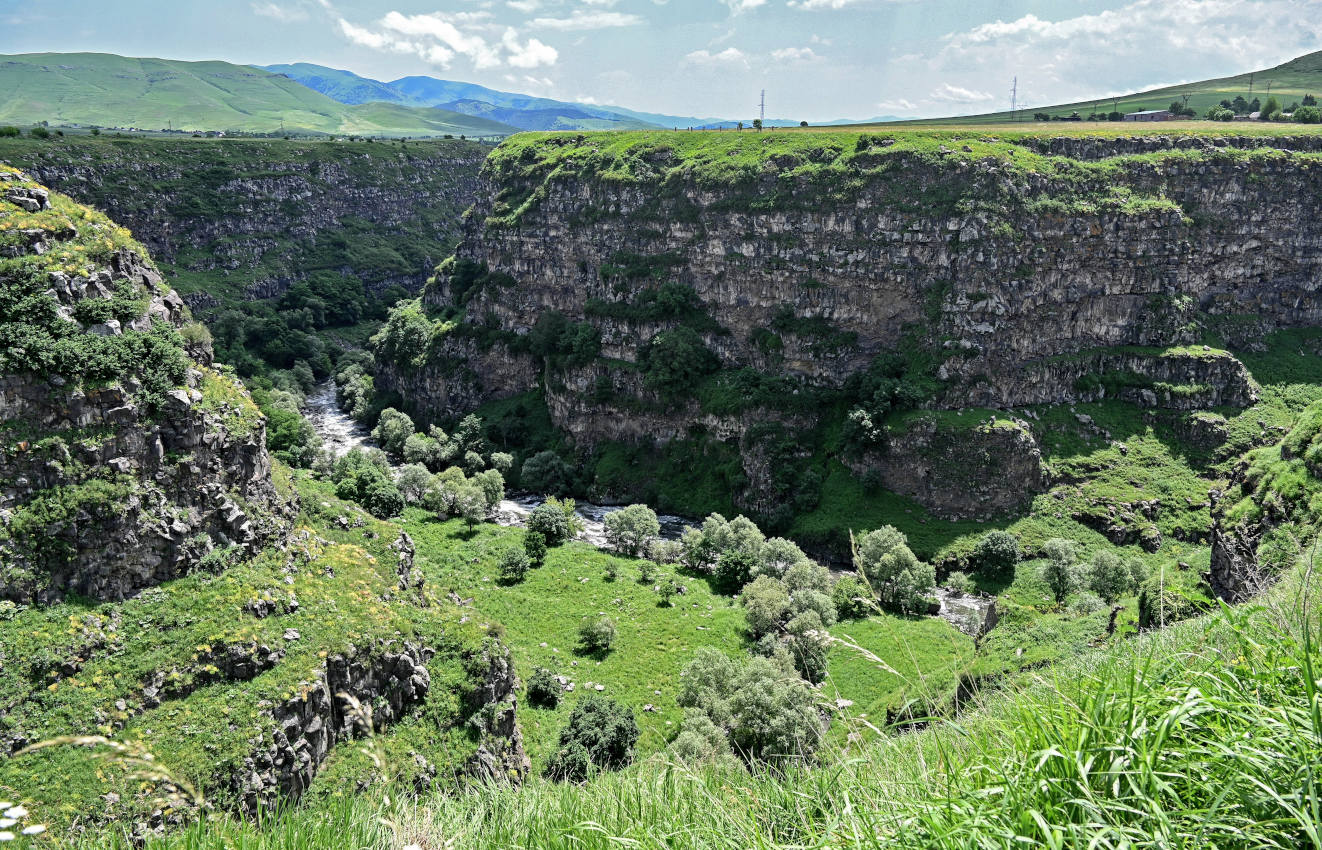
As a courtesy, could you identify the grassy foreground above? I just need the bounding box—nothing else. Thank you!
[59,560,1322,850]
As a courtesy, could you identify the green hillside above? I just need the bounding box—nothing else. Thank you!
[0,52,516,136]
[905,49,1322,125]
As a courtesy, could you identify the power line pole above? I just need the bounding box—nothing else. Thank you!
[1249,72,1255,94]
[1010,76,1018,120]
[759,89,765,125]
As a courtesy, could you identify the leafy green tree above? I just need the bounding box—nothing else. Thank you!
[371,408,414,457]
[678,647,741,728]
[945,570,976,595]
[1295,105,1322,124]
[715,550,760,594]
[489,451,514,474]
[395,463,433,504]
[521,450,573,495]
[671,709,731,763]
[524,529,548,567]
[1041,538,1082,602]
[1261,96,1279,118]
[1089,550,1131,603]
[656,574,679,605]
[545,695,639,781]
[474,468,505,510]
[727,656,823,763]
[785,611,830,683]
[856,527,934,612]
[528,501,572,545]
[973,530,1020,577]
[578,615,617,653]
[603,504,661,556]
[754,537,810,579]
[640,326,719,395]
[741,575,792,638]
[831,576,873,619]
[455,482,488,530]
[498,546,531,584]
[1232,95,1250,113]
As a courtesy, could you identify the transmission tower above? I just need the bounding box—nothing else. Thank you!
[759,89,765,124]
[1010,76,1018,119]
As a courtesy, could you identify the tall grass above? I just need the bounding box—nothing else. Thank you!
[72,567,1322,850]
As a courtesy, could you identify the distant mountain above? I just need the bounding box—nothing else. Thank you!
[266,64,670,131]
[0,53,516,136]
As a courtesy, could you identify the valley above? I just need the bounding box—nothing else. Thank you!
[2,117,1322,850]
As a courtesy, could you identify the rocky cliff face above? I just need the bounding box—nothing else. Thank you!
[379,132,1322,520]
[0,168,294,603]
[0,137,489,301]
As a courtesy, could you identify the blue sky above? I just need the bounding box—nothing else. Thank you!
[4,0,1320,120]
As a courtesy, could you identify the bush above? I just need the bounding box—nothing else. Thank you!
[727,656,823,763]
[332,448,404,517]
[637,560,658,583]
[640,326,719,395]
[0,126,19,137]
[371,408,415,457]
[1069,591,1106,615]
[29,126,51,139]
[498,547,531,584]
[656,575,679,605]
[945,570,976,595]
[578,615,617,652]
[528,501,573,546]
[395,463,433,505]
[545,695,639,781]
[671,709,731,763]
[474,468,505,509]
[526,666,561,708]
[832,576,873,619]
[973,530,1019,577]
[1294,105,1321,124]
[454,481,488,529]
[603,504,661,556]
[1137,566,1214,628]
[754,537,810,579]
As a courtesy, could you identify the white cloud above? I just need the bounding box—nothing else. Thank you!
[529,10,644,29]
[684,47,748,66]
[503,29,559,67]
[877,97,916,111]
[337,9,562,70]
[252,2,309,22]
[720,0,766,14]
[581,0,620,6]
[506,0,540,11]
[771,46,817,62]
[928,83,993,104]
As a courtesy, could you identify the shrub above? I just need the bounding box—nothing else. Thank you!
[946,570,976,595]
[0,126,19,137]
[786,611,830,683]
[578,615,617,652]
[455,481,488,530]
[526,666,561,708]
[395,463,433,505]
[1070,591,1106,615]
[545,695,639,781]
[1137,566,1214,628]
[1294,105,1321,124]
[640,326,719,395]
[528,501,572,546]
[973,530,1019,577]
[671,709,730,763]
[656,575,679,605]
[832,576,873,619]
[637,560,658,583]
[754,537,810,579]
[474,468,505,509]
[603,504,661,556]
[727,656,823,763]
[498,547,531,584]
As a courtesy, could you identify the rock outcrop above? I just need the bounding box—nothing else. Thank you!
[380,133,1317,519]
[0,169,294,603]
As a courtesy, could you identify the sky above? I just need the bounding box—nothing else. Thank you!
[3,0,1320,121]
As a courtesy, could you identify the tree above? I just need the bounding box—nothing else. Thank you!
[741,575,792,638]
[855,527,933,613]
[714,550,760,594]
[1304,93,1318,106]
[754,537,810,579]
[521,450,573,495]
[656,574,679,605]
[545,695,639,781]
[640,326,719,396]
[1041,538,1082,602]
[578,615,617,652]
[489,451,514,474]
[402,432,439,468]
[395,463,433,504]
[799,120,808,127]
[677,647,741,728]
[831,576,873,619]
[1261,96,1280,119]
[973,530,1020,577]
[1232,95,1250,114]
[524,529,548,567]
[455,482,488,530]
[528,501,572,545]
[1206,106,1235,121]
[752,119,763,131]
[526,666,561,707]
[1295,105,1322,124]
[371,408,414,457]
[603,504,661,556]
[474,468,505,510]
[1089,550,1131,603]
[672,709,731,763]
[785,611,830,683]
[498,546,531,584]
[945,571,976,595]
[726,656,822,764]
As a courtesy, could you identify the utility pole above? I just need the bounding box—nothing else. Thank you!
[1249,72,1255,94]
[1010,76,1018,120]
[759,89,765,125]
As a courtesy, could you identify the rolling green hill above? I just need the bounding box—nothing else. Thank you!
[0,52,516,136]
[905,49,1322,125]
